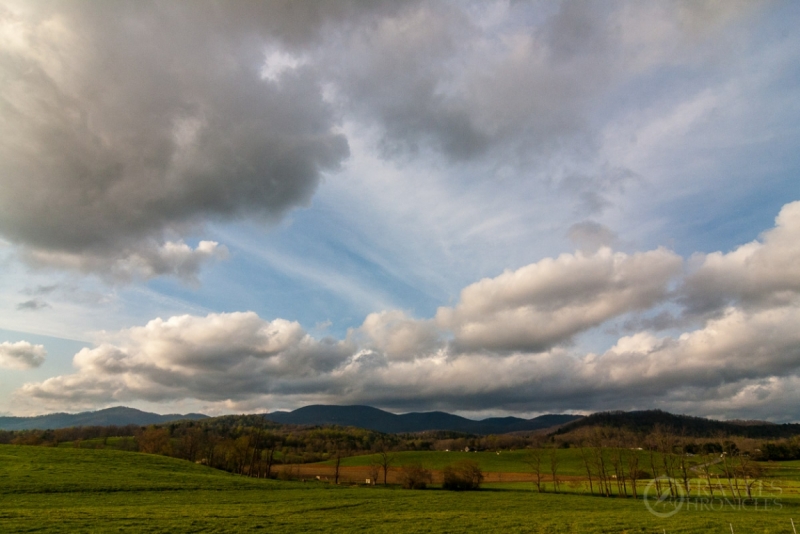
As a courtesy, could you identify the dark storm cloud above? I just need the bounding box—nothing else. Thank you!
[0,1,358,277]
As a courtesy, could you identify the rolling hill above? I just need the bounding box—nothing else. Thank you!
[554,409,800,439]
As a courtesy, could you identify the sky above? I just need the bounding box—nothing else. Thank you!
[1,0,799,421]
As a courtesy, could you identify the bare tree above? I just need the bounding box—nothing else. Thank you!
[261,436,279,479]
[333,450,342,485]
[648,449,662,496]
[677,453,692,497]
[653,427,677,498]
[627,450,640,498]
[548,448,560,493]
[367,462,380,485]
[721,453,740,499]
[609,447,626,497]
[524,448,544,493]
[248,425,264,477]
[738,454,763,500]
[578,446,595,495]
[590,432,611,497]
[698,453,716,499]
[378,446,395,486]
[595,448,612,496]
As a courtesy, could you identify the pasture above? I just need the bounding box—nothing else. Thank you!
[2,444,800,532]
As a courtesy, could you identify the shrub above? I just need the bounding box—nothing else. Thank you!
[277,466,299,481]
[400,463,432,489]
[442,460,483,491]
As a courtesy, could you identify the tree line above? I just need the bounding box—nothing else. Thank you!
[531,425,773,501]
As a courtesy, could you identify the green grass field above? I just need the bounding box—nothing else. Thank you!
[322,449,653,476]
[2,444,800,533]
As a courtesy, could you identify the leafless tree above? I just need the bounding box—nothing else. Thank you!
[367,462,380,485]
[627,450,641,498]
[677,453,692,497]
[378,446,395,486]
[648,449,662,496]
[737,454,763,500]
[608,446,625,497]
[263,445,277,479]
[548,448,560,493]
[333,450,342,485]
[590,432,611,497]
[698,453,717,498]
[524,448,544,492]
[721,453,740,499]
[248,425,264,477]
[578,446,595,495]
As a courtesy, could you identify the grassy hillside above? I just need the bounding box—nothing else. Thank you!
[2,444,800,533]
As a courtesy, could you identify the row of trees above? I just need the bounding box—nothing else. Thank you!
[525,427,767,500]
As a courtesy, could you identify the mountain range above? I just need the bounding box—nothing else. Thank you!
[0,406,207,431]
[263,404,581,434]
[1,404,580,434]
[5,405,800,439]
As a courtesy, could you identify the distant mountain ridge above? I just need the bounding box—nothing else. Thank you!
[555,410,800,439]
[0,404,580,434]
[0,406,208,431]
[6,405,800,439]
[263,404,581,434]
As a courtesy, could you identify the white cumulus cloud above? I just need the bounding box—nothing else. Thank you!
[436,247,682,352]
[682,200,800,313]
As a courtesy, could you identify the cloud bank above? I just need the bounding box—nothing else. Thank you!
[17,201,800,420]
